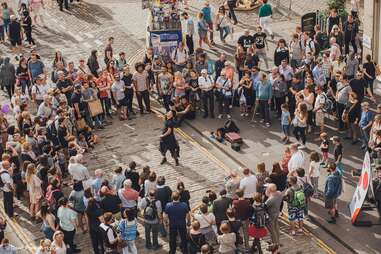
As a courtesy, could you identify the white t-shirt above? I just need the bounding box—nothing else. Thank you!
[100,223,116,244]
[194,213,216,229]
[239,175,257,199]
[288,150,307,172]
[198,76,214,91]
[309,161,321,178]
[314,93,326,112]
[32,84,51,101]
[0,169,13,192]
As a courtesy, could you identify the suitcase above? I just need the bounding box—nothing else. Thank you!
[225,132,243,144]
[231,143,241,151]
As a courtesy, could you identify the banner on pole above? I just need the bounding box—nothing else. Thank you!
[349,152,372,224]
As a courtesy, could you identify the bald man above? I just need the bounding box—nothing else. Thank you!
[1,161,14,218]
[265,183,283,251]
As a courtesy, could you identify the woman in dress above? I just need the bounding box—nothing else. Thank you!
[26,163,43,221]
[177,181,191,209]
[69,181,86,233]
[159,110,180,166]
[30,0,44,26]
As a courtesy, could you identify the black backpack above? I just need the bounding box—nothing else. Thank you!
[250,204,269,228]
[224,119,240,133]
[301,178,315,199]
[100,224,117,249]
[143,198,158,221]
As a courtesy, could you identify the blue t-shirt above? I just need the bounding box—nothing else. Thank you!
[281,111,290,125]
[201,7,212,23]
[28,60,45,80]
[165,201,189,227]
[359,111,373,128]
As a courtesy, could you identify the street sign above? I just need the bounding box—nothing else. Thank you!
[349,152,372,224]
[301,12,317,34]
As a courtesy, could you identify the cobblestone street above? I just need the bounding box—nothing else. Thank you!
[0,0,373,253]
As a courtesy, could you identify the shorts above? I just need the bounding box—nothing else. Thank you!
[315,111,325,126]
[118,97,128,107]
[325,198,336,209]
[288,207,304,221]
[10,39,22,47]
[282,124,290,135]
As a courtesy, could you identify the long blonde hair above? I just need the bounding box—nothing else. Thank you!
[26,163,36,184]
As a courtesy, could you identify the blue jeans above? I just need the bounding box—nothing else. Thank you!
[42,224,55,240]
[360,128,370,148]
[219,26,229,41]
[0,25,4,41]
[259,100,270,123]
[144,222,159,247]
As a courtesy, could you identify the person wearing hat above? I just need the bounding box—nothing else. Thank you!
[132,62,151,114]
[198,68,215,118]
[8,15,22,54]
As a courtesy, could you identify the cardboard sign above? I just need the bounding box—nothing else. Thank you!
[349,152,372,224]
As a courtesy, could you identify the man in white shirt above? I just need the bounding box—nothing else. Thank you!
[37,95,53,120]
[68,156,90,183]
[31,74,51,105]
[198,69,215,118]
[239,168,257,199]
[171,42,188,72]
[288,143,308,174]
[181,12,194,55]
[0,161,14,218]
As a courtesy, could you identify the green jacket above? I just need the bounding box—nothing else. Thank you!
[259,3,272,18]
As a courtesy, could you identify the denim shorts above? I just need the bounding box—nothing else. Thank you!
[288,207,304,221]
[282,124,290,135]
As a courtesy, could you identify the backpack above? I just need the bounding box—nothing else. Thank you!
[143,198,158,221]
[291,187,306,208]
[321,93,333,113]
[308,40,319,57]
[224,119,240,133]
[300,179,314,198]
[250,204,269,228]
[0,171,10,188]
[317,32,330,50]
[100,224,117,249]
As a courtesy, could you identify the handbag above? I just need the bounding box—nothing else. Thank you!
[374,62,381,76]
[88,99,103,117]
[247,223,268,238]
[76,118,87,130]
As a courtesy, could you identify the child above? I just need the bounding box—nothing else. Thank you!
[319,132,329,167]
[281,103,291,143]
[309,152,321,197]
[331,136,343,172]
[77,134,90,151]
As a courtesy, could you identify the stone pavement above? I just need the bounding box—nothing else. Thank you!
[0,0,337,253]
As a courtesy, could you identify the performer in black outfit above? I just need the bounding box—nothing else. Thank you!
[160,110,180,166]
